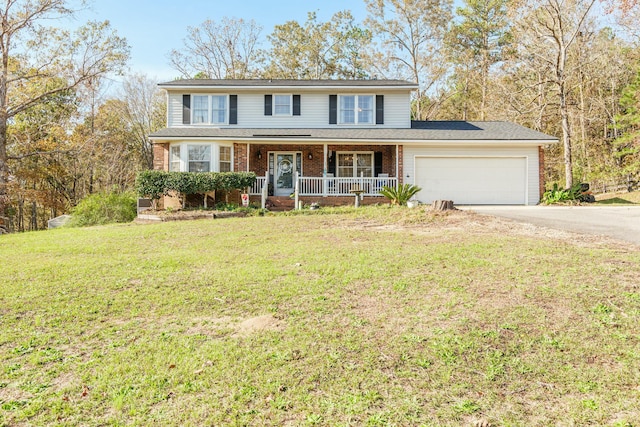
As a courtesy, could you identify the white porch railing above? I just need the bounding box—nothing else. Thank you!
[300,176,397,196]
[249,176,267,195]
[250,175,397,198]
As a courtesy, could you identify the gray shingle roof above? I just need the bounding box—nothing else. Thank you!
[159,79,418,88]
[149,121,558,142]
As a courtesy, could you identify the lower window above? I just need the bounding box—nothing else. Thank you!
[219,146,231,172]
[337,152,373,177]
[168,144,233,173]
[188,145,211,172]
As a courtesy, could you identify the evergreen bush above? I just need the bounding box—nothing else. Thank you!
[69,190,137,227]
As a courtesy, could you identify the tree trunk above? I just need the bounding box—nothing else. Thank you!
[432,200,455,211]
[559,80,573,189]
[0,120,9,233]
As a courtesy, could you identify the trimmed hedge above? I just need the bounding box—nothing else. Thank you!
[135,171,257,201]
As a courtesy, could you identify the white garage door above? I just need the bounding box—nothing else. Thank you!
[414,156,527,205]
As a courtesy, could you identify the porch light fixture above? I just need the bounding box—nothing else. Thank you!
[308,152,313,160]
[257,150,262,159]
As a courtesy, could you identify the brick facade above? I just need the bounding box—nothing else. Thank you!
[234,143,249,172]
[153,143,169,171]
[246,143,399,178]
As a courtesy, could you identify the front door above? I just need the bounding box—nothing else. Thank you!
[275,153,295,196]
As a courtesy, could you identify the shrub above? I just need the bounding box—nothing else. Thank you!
[135,171,257,207]
[541,182,594,204]
[69,190,137,227]
[379,184,422,205]
[135,170,170,204]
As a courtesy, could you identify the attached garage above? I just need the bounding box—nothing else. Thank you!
[414,156,528,205]
[404,141,546,205]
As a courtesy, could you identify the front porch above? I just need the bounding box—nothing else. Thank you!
[236,143,402,206]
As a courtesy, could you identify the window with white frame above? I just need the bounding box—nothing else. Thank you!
[210,95,227,123]
[170,146,181,172]
[188,145,211,172]
[339,95,374,125]
[337,152,373,177]
[274,95,292,115]
[170,144,233,172]
[192,95,227,124]
[219,146,231,172]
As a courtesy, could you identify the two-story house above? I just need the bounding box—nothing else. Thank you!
[149,79,557,207]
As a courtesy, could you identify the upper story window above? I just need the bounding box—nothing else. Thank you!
[265,94,300,116]
[192,95,227,125]
[274,95,292,115]
[339,95,373,125]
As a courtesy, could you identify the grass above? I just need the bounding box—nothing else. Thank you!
[1,206,640,426]
[596,191,640,205]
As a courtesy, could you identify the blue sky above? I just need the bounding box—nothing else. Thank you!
[68,0,369,82]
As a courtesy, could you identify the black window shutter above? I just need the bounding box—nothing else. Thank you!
[264,95,272,116]
[229,95,238,124]
[374,152,383,176]
[329,95,337,124]
[376,95,384,125]
[182,95,191,125]
[328,152,336,175]
[293,95,301,116]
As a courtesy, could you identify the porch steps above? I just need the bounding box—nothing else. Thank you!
[266,197,295,211]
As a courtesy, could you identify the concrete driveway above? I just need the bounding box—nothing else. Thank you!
[461,205,640,246]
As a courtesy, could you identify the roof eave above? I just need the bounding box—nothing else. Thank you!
[158,83,419,91]
[149,135,559,145]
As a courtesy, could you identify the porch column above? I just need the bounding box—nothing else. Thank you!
[247,143,250,172]
[323,144,328,196]
[396,144,400,187]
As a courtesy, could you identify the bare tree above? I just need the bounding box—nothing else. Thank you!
[0,0,130,232]
[364,0,453,120]
[119,74,166,169]
[169,17,262,79]
[511,0,597,188]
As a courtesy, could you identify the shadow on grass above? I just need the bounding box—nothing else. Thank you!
[596,197,637,205]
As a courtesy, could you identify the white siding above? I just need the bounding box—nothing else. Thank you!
[166,90,411,129]
[403,145,540,205]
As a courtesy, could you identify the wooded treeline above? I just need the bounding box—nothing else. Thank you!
[2,0,640,232]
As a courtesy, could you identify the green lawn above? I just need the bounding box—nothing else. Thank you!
[1,207,639,426]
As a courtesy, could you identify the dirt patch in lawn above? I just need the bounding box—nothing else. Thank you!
[185,315,284,338]
[347,208,637,251]
[234,315,284,336]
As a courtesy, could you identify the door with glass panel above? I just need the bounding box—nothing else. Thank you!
[275,153,296,196]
